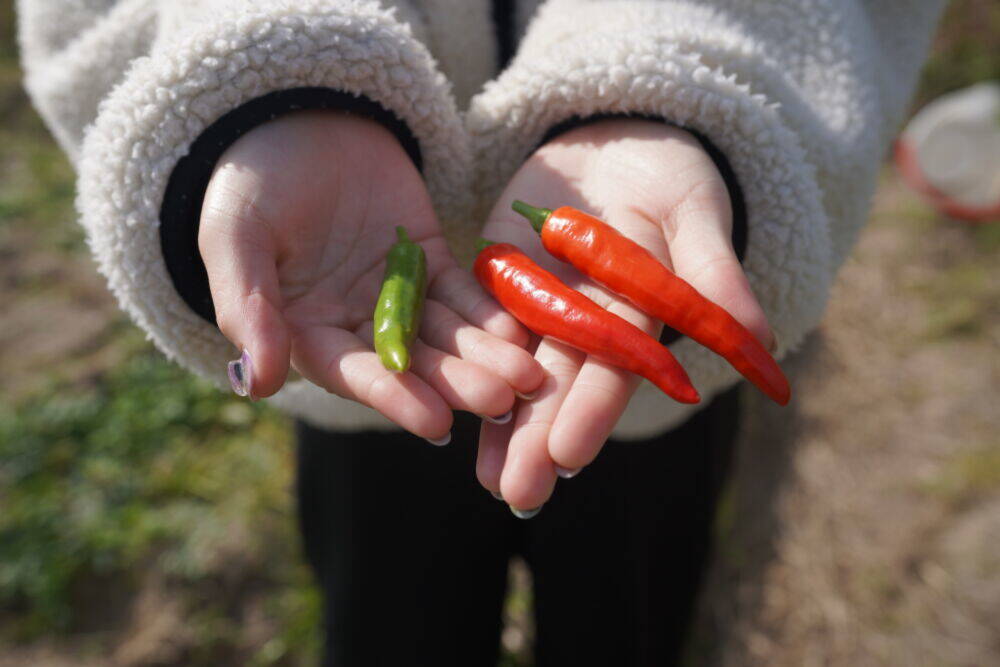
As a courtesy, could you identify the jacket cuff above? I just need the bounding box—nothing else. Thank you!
[77,1,470,409]
[467,1,831,433]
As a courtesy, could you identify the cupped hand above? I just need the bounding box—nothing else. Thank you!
[477,119,774,512]
[199,111,542,441]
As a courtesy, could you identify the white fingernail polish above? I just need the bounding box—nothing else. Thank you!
[227,348,254,399]
[491,490,504,501]
[516,390,538,401]
[556,466,581,479]
[483,410,513,425]
[425,432,451,447]
[510,505,542,520]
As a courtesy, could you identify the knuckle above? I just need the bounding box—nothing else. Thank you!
[686,255,738,291]
[214,305,241,342]
[539,359,580,381]
[657,176,730,240]
[364,370,399,407]
[573,379,626,404]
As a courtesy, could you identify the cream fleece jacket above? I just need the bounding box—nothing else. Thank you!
[18,0,946,437]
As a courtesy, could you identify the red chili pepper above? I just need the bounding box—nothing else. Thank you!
[512,201,790,406]
[474,241,700,404]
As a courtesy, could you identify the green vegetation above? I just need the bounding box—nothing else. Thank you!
[0,0,996,664]
[920,444,1000,510]
[0,3,321,663]
[0,336,320,663]
[915,1,1000,107]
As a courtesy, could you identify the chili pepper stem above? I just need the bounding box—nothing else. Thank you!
[395,226,410,243]
[476,238,496,253]
[512,200,552,233]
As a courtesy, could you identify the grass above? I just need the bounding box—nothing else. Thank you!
[920,262,996,340]
[0,334,320,663]
[920,444,1000,510]
[0,4,321,662]
[0,0,996,665]
[915,0,1000,107]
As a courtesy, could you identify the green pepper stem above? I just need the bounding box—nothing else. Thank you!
[511,200,552,234]
[476,238,496,254]
[395,226,412,244]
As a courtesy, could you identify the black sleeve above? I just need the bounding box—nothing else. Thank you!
[159,87,423,326]
[536,114,748,345]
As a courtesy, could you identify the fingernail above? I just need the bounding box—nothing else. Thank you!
[482,410,513,425]
[555,466,581,479]
[510,505,543,520]
[491,490,504,501]
[425,432,451,447]
[515,390,538,401]
[227,349,254,399]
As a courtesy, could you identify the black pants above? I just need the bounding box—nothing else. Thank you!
[296,387,739,667]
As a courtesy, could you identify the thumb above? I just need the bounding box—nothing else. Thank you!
[663,195,775,351]
[199,193,290,399]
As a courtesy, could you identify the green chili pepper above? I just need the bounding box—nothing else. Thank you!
[374,226,427,372]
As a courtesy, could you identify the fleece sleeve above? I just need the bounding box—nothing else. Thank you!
[467,0,946,437]
[20,0,473,429]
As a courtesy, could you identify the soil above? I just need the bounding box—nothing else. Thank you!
[695,174,1000,666]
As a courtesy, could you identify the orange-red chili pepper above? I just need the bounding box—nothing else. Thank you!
[474,241,700,404]
[512,201,790,406]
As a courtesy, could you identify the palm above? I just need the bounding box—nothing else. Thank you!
[481,159,672,338]
[201,112,542,440]
[477,119,770,512]
[252,117,452,337]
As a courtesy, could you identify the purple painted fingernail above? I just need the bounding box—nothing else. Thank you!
[227,349,254,399]
[483,410,513,425]
[556,466,581,479]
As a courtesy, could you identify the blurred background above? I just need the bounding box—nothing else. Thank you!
[0,1,997,665]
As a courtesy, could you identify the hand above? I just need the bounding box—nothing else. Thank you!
[199,111,542,441]
[477,119,773,511]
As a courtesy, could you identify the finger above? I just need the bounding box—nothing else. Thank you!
[477,417,516,497]
[548,361,636,472]
[418,300,544,396]
[429,265,532,347]
[199,184,290,399]
[547,298,651,472]
[477,335,542,496]
[663,197,775,350]
[500,339,584,513]
[291,325,452,441]
[356,321,515,421]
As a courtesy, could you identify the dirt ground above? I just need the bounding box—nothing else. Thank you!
[2,1,999,663]
[3,167,997,666]
[694,175,1000,666]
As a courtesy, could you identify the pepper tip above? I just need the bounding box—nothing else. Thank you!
[680,387,701,404]
[380,349,410,373]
